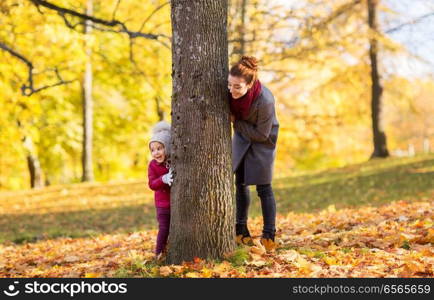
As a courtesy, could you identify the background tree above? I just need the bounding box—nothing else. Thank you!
[0,0,171,189]
[82,0,95,181]
[368,0,389,158]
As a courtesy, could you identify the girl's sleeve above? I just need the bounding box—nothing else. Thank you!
[234,100,273,142]
[148,164,165,191]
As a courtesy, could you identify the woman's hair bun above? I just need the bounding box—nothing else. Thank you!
[240,56,259,71]
[229,55,259,84]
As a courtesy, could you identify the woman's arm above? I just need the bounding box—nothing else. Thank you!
[234,101,273,142]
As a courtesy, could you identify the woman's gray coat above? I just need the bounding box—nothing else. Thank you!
[232,85,279,185]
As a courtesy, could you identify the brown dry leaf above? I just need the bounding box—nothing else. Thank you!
[295,256,312,272]
[426,228,434,243]
[159,266,173,277]
[248,260,268,267]
[213,261,231,273]
[250,239,266,255]
[250,246,266,255]
[63,271,82,278]
[404,260,426,274]
[64,255,80,263]
[172,265,185,275]
[279,250,300,263]
[420,247,434,257]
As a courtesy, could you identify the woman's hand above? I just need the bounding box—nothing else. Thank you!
[230,114,235,123]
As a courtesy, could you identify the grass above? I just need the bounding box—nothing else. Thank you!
[249,154,434,216]
[0,204,157,244]
[0,154,433,244]
[113,258,161,278]
[225,246,250,267]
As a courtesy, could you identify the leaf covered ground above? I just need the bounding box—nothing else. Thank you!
[1,155,433,277]
[1,200,433,278]
[1,155,433,245]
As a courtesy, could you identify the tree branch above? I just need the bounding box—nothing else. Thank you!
[1,0,171,96]
[0,41,75,96]
[138,1,170,32]
[385,12,434,34]
[112,0,122,21]
[308,0,362,32]
[29,0,170,43]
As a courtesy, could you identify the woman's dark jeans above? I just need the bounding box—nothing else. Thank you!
[235,160,276,238]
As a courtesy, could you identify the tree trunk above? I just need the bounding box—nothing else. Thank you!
[368,0,389,158]
[23,136,44,189]
[239,0,248,56]
[155,96,165,121]
[16,120,44,189]
[230,0,248,59]
[82,0,95,181]
[167,0,235,264]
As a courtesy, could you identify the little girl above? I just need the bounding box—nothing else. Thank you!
[148,121,173,260]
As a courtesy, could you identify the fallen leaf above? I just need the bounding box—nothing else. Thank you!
[184,272,200,278]
[201,267,213,278]
[159,266,173,277]
[84,272,102,278]
[64,256,80,263]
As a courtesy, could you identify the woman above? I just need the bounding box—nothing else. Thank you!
[228,56,279,251]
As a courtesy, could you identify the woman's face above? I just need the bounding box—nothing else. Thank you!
[228,75,252,99]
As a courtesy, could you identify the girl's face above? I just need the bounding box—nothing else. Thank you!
[150,142,166,163]
[228,75,253,99]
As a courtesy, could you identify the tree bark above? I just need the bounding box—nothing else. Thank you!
[82,0,95,181]
[167,0,235,264]
[368,0,389,158]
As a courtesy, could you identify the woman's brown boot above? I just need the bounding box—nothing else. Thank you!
[235,224,253,246]
[260,232,276,252]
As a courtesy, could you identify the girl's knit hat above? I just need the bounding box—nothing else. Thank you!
[149,121,171,155]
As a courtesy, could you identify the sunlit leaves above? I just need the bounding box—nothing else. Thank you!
[0,0,171,189]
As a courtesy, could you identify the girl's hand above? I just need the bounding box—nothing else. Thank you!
[162,169,173,186]
[230,114,235,123]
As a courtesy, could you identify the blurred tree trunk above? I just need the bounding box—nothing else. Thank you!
[82,0,95,181]
[16,120,44,189]
[23,136,44,189]
[368,0,389,158]
[167,0,235,264]
[235,0,248,57]
[239,0,247,55]
[155,96,165,121]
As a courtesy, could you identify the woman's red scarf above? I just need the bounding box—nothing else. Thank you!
[230,80,262,120]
